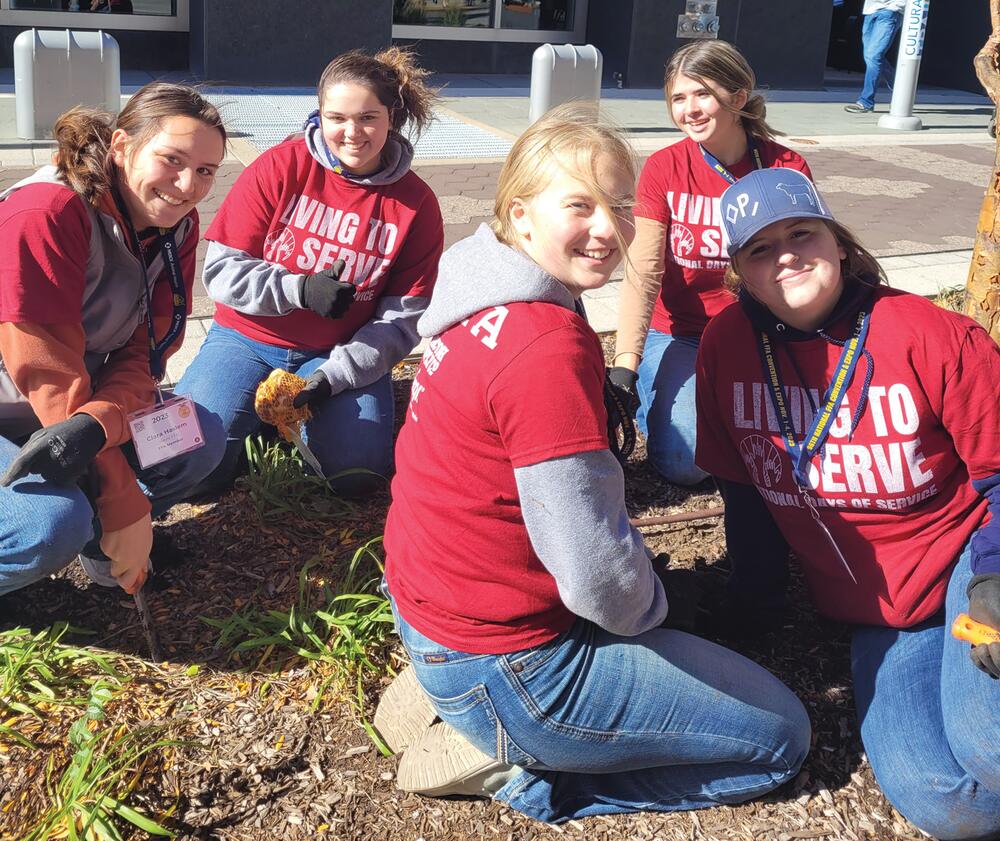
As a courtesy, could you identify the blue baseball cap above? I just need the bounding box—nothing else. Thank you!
[720,169,835,254]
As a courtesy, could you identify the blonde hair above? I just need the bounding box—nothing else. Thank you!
[664,40,779,143]
[318,47,437,139]
[724,219,887,292]
[53,81,225,208]
[491,102,637,258]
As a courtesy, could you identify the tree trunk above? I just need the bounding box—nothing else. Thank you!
[964,0,1000,342]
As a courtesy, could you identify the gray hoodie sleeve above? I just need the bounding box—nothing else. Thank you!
[316,293,427,394]
[203,240,307,316]
[514,450,668,636]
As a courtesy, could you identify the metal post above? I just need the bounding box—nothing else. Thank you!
[878,0,931,131]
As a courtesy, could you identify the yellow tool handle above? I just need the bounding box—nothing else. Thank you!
[952,613,1000,646]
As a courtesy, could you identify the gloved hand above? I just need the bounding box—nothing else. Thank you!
[0,413,106,486]
[100,513,153,595]
[292,371,333,410]
[604,367,639,463]
[301,260,354,319]
[651,553,702,633]
[968,574,1000,679]
[606,366,640,419]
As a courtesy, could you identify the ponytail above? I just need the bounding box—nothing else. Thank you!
[317,47,438,139]
[52,81,225,208]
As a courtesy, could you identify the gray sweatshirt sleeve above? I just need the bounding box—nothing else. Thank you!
[316,293,427,394]
[514,450,668,636]
[203,240,307,316]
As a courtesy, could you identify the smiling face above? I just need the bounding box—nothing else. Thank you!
[320,82,392,176]
[111,115,224,230]
[668,72,747,148]
[509,153,635,298]
[735,217,847,330]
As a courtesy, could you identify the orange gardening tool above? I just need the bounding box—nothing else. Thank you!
[951,613,1000,646]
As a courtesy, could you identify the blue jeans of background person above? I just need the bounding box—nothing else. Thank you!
[852,543,1000,840]
[175,323,394,497]
[636,329,707,486]
[858,8,902,110]
[387,592,811,823]
[0,400,225,597]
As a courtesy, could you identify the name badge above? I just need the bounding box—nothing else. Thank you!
[128,396,205,469]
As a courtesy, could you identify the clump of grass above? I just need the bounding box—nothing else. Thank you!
[241,435,357,523]
[201,538,395,749]
[934,285,967,312]
[25,680,177,840]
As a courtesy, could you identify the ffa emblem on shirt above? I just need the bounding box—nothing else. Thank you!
[739,434,783,488]
[670,222,696,258]
[264,227,297,264]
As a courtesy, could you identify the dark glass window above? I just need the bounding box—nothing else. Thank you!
[10,0,176,15]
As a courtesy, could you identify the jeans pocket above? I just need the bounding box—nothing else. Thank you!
[423,681,537,768]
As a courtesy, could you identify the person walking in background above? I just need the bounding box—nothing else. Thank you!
[845,0,905,114]
[610,40,811,486]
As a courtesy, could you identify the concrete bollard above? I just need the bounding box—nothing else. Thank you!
[528,43,602,125]
[878,0,931,132]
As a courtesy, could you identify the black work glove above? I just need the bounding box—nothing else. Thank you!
[651,553,702,633]
[292,371,333,410]
[0,413,106,486]
[301,260,354,319]
[968,574,1000,679]
[604,367,639,463]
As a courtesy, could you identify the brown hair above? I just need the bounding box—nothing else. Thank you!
[724,219,887,291]
[317,47,437,139]
[491,102,637,260]
[664,40,779,142]
[53,81,225,207]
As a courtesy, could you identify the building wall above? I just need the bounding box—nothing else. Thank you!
[0,26,187,70]
[921,2,990,94]
[392,37,539,75]
[189,0,392,85]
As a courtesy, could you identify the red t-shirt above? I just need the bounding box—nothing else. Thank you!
[207,138,442,350]
[385,301,609,654]
[636,137,811,337]
[696,288,1000,627]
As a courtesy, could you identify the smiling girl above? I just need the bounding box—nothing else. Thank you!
[176,48,443,496]
[377,104,810,823]
[610,40,811,486]
[0,82,227,597]
[697,168,1000,838]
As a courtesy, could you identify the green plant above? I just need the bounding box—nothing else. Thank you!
[933,285,967,313]
[241,435,357,523]
[23,680,177,840]
[441,0,466,26]
[202,539,394,685]
[394,0,427,24]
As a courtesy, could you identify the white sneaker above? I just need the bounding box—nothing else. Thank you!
[396,721,520,797]
[373,664,438,753]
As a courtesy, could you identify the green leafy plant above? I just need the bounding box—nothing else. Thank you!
[933,285,967,313]
[23,680,177,840]
[241,435,358,523]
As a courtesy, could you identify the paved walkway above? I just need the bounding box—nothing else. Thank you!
[0,69,993,384]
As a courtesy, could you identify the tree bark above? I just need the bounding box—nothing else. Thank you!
[964,0,1000,342]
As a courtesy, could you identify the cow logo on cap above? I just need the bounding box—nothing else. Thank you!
[776,181,817,207]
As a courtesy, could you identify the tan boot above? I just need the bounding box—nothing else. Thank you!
[374,664,438,753]
[396,721,520,797]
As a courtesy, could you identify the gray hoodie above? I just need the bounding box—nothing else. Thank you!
[418,224,667,637]
[202,117,430,394]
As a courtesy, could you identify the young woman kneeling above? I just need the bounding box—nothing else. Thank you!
[379,105,811,824]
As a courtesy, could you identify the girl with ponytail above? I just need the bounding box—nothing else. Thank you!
[0,81,227,597]
[176,47,444,497]
[609,40,813,487]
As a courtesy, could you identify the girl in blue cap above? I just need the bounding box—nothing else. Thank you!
[696,167,1000,839]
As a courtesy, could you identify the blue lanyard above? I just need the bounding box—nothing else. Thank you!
[756,310,871,583]
[111,190,187,389]
[699,134,764,184]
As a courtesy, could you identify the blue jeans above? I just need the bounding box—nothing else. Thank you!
[636,329,707,486]
[175,323,394,497]
[858,9,902,110]
[0,399,225,597]
[387,592,811,823]
[852,543,1000,840]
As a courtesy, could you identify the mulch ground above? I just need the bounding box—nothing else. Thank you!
[0,349,930,841]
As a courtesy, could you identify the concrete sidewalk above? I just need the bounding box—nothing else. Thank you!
[0,69,993,384]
